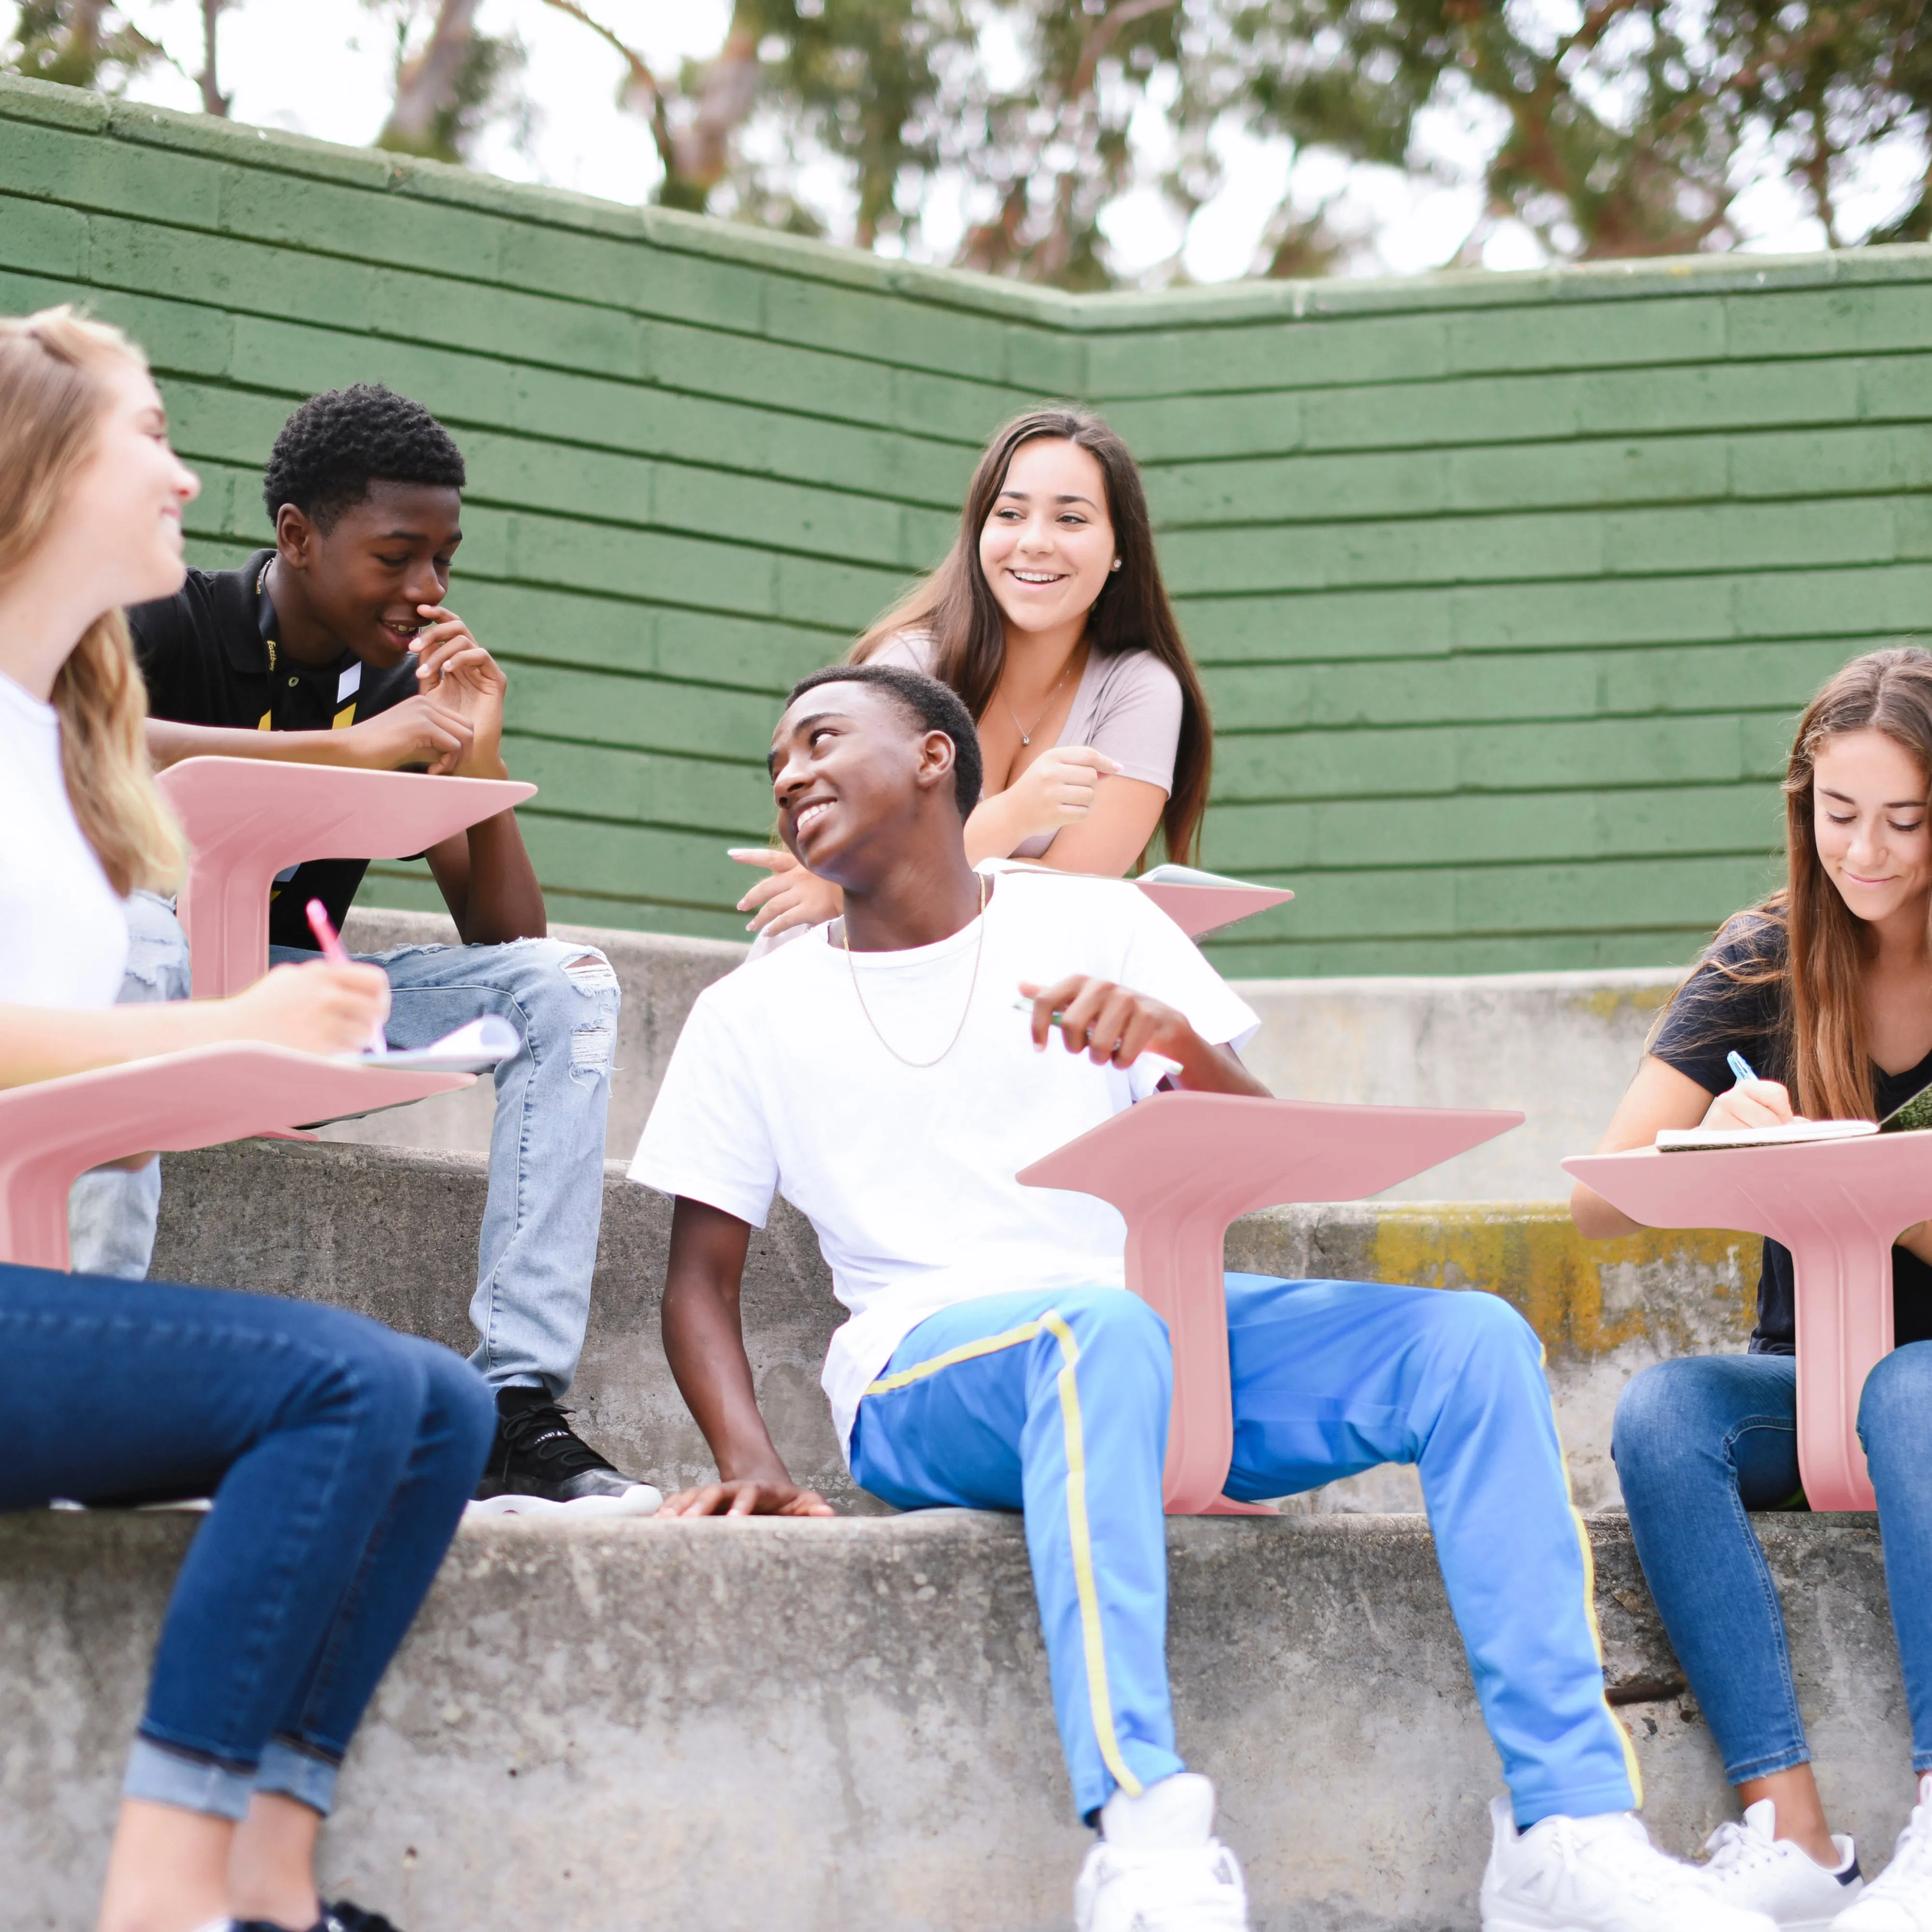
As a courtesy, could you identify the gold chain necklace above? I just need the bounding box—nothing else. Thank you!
[1000,648,1081,748]
[841,872,987,1068]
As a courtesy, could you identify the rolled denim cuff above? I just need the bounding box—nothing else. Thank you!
[253,1735,341,1816]
[124,1735,256,1820]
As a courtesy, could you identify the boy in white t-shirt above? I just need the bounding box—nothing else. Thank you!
[631,665,1773,1932]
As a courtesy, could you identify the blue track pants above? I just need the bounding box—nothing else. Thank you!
[849,1275,1640,1825]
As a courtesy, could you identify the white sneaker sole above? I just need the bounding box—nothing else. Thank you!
[466,1483,663,1521]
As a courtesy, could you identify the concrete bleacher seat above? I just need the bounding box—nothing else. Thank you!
[1,1502,1904,1931]
[13,936,1907,1931]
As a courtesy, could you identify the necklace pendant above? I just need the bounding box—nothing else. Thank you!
[1020,732,1031,746]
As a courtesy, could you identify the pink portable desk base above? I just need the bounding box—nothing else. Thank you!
[1021,1093,1523,1514]
[156,758,535,997]
[1564,1133,1932,1510]
[0,1045,471,1272]
[1134,881,1294,939]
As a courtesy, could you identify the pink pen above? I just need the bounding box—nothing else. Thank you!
[305,898,387,1054]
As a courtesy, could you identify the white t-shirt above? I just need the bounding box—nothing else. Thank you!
[0,672,128,1008]
[629,866,1259,1457]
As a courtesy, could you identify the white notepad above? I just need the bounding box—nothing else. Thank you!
[338,1014,519,1073]
[1656,1119,1878,1152]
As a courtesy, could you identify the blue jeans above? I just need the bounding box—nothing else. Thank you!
[66,890,195,1279]
[851,1277,1639,1825]
[1612,1345,1932,1780]
[270,935,620,1395]
[0,1264,493,1818]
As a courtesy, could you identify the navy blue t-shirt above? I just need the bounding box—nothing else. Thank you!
[1651,918,1932,1350]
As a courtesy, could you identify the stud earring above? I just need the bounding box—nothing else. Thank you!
[1109,557,1122,571]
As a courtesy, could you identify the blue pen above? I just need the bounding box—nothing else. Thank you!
[1727,1050,1759,1086]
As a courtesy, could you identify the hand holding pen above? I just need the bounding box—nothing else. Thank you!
[1701,1048,1799,1132]
[305,899,391,1056]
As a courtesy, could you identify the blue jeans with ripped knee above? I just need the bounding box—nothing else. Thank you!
[271,936,619,1396]
[1612,1344,1932,1781]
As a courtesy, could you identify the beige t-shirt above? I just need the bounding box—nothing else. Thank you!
[873,632,1183,857]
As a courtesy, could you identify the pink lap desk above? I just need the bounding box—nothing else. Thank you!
[1134,880,1293,939]
[1563,1135,1932,1510]
[1020,1093,1523,1515]
[156,758,535,997]
[0,1044,471,1271]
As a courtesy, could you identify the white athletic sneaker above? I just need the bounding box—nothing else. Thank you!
[1835,1776,1932,1930]
[1480,1798,1781,1932]
[1701,1799,1861,1928]
[1074,1773,1249,1932]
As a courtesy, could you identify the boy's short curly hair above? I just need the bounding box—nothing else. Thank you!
[785,663,983,819]
[261,383,466,530]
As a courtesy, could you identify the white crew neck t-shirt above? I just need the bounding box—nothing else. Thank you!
[0,671,128,1007]
[629,866,1259,1456]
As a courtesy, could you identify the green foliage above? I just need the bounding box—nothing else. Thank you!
[3,0,162,93]
[369,0,527,166]
[1193,0,1932,267]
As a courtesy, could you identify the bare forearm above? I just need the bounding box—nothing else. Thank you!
[450,811,546,944]
[963,792,1029,865]
[1570,1181,1644,1240]
[2,999,244,1088]
[146,718,368,770]
[1170,1033,1270,1098]
[661,1276,792,1483]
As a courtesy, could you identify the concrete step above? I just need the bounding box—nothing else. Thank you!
[333,908,1683,1201]
[151,1139,1759,1514]
[3,1507,1905,1932]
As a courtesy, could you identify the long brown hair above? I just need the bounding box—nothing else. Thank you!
[1682,647,1932,1119]
[852,406,1211,864]
[0,307,183,897]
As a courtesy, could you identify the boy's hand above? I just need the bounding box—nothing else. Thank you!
[411,604,507,777]
[343,692,476,775]
[1019,974,1198,1068]
[657,1477,835,1518]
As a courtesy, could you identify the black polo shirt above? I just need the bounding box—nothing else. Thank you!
[129,548,422,949]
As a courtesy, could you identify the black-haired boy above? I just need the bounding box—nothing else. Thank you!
[129,384,658,1517]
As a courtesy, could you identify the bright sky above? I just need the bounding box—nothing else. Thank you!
[5,0,1926,284]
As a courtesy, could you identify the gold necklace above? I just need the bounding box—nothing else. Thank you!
[1001,647,1082,747]
[842,872,987,1068]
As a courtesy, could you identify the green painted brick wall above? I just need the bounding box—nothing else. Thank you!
[4,72,1929,976]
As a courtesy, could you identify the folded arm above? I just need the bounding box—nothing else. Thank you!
[657,1194,835,1517]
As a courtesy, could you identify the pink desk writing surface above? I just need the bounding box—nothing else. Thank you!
[1134,880,1294,940]
[0,1045,471,1272]
[1020,1093,1523,1515]
[1564,1133,1932,1511]
[156,758,535,997]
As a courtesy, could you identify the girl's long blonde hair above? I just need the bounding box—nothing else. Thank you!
[0,306,183,896]
[1677,646,1932,1119]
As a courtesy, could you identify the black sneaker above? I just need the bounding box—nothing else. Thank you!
[327,1903,405,1932]
[467,1386,663,1519]
[231,1905,402,1932]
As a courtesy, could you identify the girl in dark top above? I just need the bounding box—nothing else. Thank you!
[1573,647,1932,1930]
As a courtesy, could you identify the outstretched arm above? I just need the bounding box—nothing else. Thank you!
[1018,975,1269,1097]
[657,1194,834,1517]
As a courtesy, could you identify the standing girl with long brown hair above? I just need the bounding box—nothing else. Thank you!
[1573,647,1932,1930]
[733,406,1213,936]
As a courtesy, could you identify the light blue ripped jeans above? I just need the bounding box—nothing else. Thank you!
[270,935,620,1397]
[68,890,196,1279]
